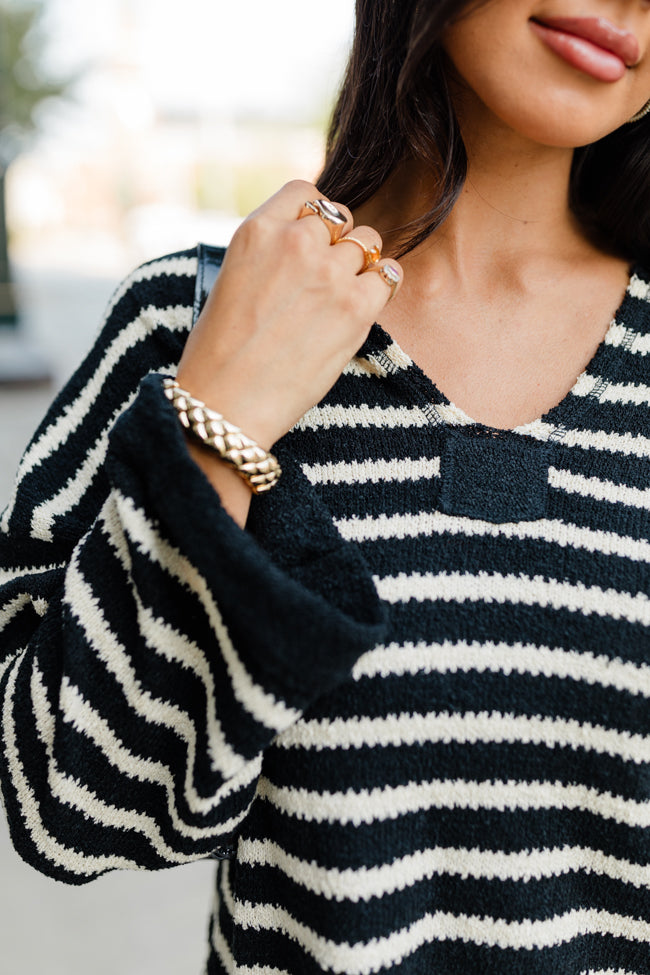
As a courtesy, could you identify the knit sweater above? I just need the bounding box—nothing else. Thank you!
[1,247,649,975]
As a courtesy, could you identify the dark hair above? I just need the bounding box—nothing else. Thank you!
[317,0,650,263]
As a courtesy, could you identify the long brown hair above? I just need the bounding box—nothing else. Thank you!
[318,0,650,263]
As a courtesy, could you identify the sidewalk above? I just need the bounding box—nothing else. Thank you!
[0,263,216,975]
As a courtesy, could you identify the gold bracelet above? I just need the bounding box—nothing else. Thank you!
[163,378,281,494]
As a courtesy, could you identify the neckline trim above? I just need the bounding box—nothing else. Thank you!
[360,263,648,444]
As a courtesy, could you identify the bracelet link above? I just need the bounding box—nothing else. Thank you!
[163,378,281,494]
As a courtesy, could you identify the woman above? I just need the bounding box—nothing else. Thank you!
[1,0,649,972]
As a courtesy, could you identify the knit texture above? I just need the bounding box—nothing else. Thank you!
[1,249,649,974]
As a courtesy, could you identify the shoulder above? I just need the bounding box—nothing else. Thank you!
[107,247,200,329]
[91,244,227,367]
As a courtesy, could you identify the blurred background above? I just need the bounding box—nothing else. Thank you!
[0,0,353,971]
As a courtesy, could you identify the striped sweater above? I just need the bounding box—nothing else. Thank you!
[1,248,649,975]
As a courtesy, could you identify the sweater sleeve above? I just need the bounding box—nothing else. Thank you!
[0,258,387,885]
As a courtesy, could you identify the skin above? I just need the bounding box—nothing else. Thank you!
[177,0,650,527]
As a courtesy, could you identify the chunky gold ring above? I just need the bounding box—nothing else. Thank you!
[298,199,348,244]
[363,263,401,301]
[335,235,382,271]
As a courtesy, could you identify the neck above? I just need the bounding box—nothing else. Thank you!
[353,109,595,291]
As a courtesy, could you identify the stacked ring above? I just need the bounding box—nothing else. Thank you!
[299,199,348,244]
[364,263,401,301]
[335,235,382,271]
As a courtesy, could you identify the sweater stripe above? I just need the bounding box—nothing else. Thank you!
[548,466,650,507]
[336,510,650,561]
[573,373,650,406]
[238,837,650,899]
[2,298,187,533]
[275,710,650,764]
[2,665,139,876]
[605,322,650,355]
[296,404,430,432]
[113,491,302,734]
[63,543,259,786]
[374,571,650,624]
[351,641,650,696]
[257,776,650,829]
[58,677,259,826]
[302,456,441,486]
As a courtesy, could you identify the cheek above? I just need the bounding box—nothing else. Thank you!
[443,16,534,112]
[443,17,650,147]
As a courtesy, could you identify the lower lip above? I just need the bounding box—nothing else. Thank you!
[529,20,627,82]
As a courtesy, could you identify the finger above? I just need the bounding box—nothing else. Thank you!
[332,227,384,273]
[297,200,354,247]
[358,259,404,303]
[256,180,354,232]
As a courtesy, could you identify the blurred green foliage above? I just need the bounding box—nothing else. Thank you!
[0,0,71,324]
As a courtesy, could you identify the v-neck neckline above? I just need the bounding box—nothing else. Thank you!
[359,263,645,444]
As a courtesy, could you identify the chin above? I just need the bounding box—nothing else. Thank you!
[476,91,631,149]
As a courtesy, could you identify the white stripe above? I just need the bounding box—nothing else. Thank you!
[1,661,138,876]
[101,498,257,780]
[4,254,194,529]
[1,295,191,533]
[628,274,650,302]
[343,358,387,379]
[352,640,650,699]
[27,386,134,541]
[0,593,32,633]
[277,709,650,765]
[210,876,238,975]
[381,341,414,370]
[374,570,650,626]
[606,321,650,356]
[0,655,14,687]
[65,542,251,781]
[26,351,182,542]
[114,491,301,737]
[302,456,440,486]
[573,373,650,407]
[549,467,650,510]
[59,676,260,824]
[429,402,474,427]
[295,404,429,432]
[103,254,197,320]
[224,857,650,975]
[256,775,650,829]
[214,863,291,975]
[30,666,223,864]
[582,970,641,975]
[238,837,650,902]
[517,420,650,456]
[337,509,650,562]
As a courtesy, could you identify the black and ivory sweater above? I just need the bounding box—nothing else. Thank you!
[1,248,649,975]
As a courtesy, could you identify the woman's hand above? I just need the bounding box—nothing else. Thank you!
[176,180,403,452]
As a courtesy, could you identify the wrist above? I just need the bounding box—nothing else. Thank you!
[163,378,282,494]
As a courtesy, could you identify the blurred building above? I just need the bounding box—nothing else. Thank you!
[8,0,351,276]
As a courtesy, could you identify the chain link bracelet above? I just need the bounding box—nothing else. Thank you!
[163,378,281,494]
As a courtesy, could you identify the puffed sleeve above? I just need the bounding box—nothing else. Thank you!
[0,253,386,884]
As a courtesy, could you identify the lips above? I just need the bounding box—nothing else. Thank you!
[529,16,640,83]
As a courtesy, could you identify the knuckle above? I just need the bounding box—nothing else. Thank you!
[283,220,317,259]
[340,285,367,319]
[285,178,318,196]
[235,213,269,246]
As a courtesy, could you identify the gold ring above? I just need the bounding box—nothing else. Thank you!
[364,263,401,301]
[298,199,347,244]
[335,235,382,271]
